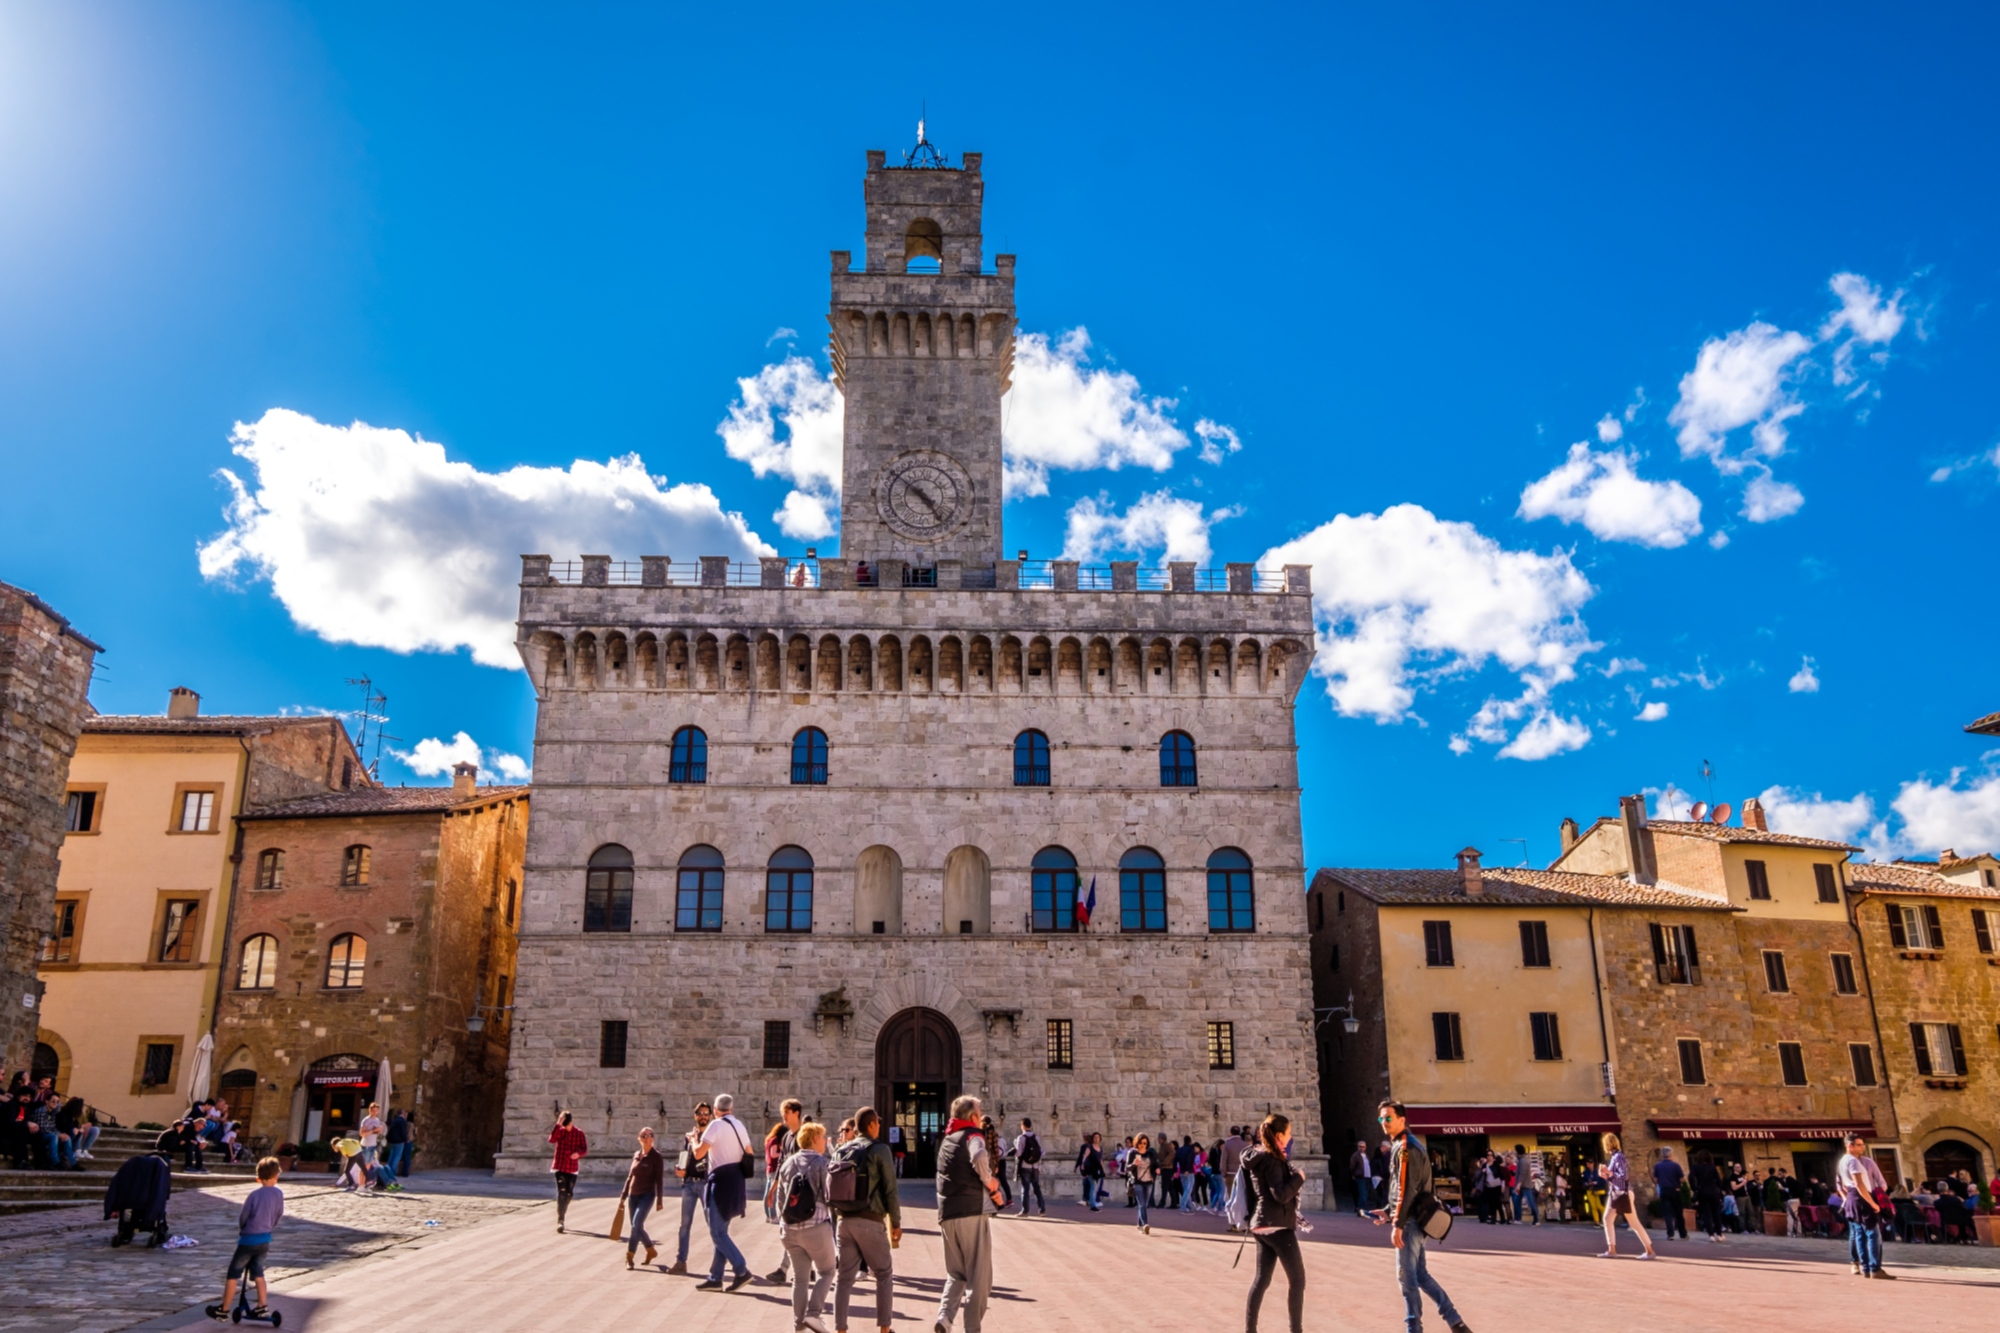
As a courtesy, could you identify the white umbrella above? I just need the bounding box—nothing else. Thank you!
[376,1057,393,1116]
[185,1033,215,1105]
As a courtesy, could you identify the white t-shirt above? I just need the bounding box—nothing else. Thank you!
[701,1114,751,1169]
[360,1115,385,1148]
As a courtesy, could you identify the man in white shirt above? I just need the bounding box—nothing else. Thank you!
[692,1092,755,1290]
[1835,1136,1894,1280]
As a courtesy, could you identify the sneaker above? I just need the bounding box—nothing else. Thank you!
[801,1317,830,1333]
[1638,1252,1656,1261]
[728,1271,755,1292]
[767,1267,789,1284]
[1871,1271,1897,1280]
[667,1261,688,1275]
[935,1323,949,1333]
[1449,1324,1473,1333]
[205,1305,227,1322]
[695,1279,723,1290]
[1143,1224,1151,1235]
[1596,1251,1615,1258]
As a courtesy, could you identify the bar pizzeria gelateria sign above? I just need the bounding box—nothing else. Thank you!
[1406,1105,1621,1136]
[1650,1119,1877,1141]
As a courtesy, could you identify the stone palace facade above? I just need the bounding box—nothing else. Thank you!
[495,141,1327,1200]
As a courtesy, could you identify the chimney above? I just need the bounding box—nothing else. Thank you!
[1741,798,1767,832]
[167,687,200,719]
[453,762,478,798]
[1559,817,1580,852]
[1940,847,1957,862]
[1456,847,1484,896]
[1617,794,1658,885]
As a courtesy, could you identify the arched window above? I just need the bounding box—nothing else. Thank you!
[341,845,370,887]
[676,845,725,932]
[584,844,634,933]
[237,934,279,989]
[1207,848,1255,933]
[1014,730,1051,787]
[791,728,828,785]
[1032,846,1079,933]
[1119,848,1167,933]
[324,934,367,988]
[765,846,814,932]
[1159,731,1198,787]
[670,726,707,784]
[255,849,284,891]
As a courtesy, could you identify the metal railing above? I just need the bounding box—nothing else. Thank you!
[532,557,1298,594]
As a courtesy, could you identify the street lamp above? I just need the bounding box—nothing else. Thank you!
[1315,992,1362,1036]
[465,1001,515,1034]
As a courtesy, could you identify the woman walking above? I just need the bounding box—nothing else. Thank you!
[1691,1150,1727,1242]
[773,1121,835,1333]
[1597,1132,1657,1259]
[1076,1132,1105,1211]
[1242,1113,1306,1333]
[548,1111,589,1234]
[621,1127,666,1269]
[1128,1133,1157,1234]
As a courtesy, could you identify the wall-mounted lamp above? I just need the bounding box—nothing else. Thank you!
[1314,992,1362,1036]
[466,1001,516,1034]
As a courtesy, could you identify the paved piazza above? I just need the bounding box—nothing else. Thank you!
[0,1173,1993,1332]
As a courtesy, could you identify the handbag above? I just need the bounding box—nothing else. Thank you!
[1412,1189,1453,1242]
[1610,1190,1633,1217]
[609,1197,626,1240]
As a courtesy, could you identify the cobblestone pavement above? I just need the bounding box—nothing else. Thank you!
[44,1184,2000,1332]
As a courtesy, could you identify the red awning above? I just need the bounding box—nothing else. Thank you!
[1404,1105,1620,1136]
[1650,1119,1877,1141]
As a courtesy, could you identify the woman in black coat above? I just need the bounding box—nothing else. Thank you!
[1242,1113,1305,1333]
[1691,1150,1727,1241]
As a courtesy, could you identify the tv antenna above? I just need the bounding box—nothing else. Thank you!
[1497,838,1530,867]
[1700,759,1716,806]
[905,104,948,169]
[343,676,396,778]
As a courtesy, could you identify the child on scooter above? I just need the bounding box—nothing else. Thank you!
[207,1157,285,1321]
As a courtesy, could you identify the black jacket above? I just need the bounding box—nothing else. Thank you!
[936,1128,989,1222]
[1242,1145,1303,1231]
[104,1154,172,1225]
[1387,1133,1434,1225]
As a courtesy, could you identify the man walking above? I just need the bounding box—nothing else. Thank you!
[692,1092,755,1292]
[669,1101,712,1274]
[385,1107,413,1179]
[1653,1147,1686,1240]
[1349,1138,1375,1217]
[1836,1136,1894,1279]
[766,1098,807,1282]
[1373,1101,1473,1333]
[1012,1118,1045,1216]
[934,1095,1005,1333]
[833,1106,902,1333]
[1509,1145,1539,1225]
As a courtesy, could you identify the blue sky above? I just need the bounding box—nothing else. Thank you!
[4,2,1999,868]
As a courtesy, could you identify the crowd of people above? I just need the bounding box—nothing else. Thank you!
[3,1071,99,1170]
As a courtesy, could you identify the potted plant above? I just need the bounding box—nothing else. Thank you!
[274,1143,299,1174]
[1976,1183,1998,1247]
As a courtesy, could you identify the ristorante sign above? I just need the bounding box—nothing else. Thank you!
[1405,1105,1620,1136]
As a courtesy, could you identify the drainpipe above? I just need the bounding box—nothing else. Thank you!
[1845,874,1903,1174]
[207,735,255,1047]
[1586,908,1615,1102]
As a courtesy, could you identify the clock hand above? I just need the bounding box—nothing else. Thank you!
[906,485,940,518]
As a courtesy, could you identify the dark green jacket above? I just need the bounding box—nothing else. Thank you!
[834,1136,901,1228]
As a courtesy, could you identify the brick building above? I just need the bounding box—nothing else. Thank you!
[215,765,526,1166]
[41,692,365,1123]
[0,580,99,1073]
[496,140,1326,1195]
[1844,859,2000,1187]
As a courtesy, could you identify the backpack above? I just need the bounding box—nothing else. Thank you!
[781,1167,818,1225]
[827,1141,866,1210]
[1019,1134,1042,1166]
[1225,1162,1252,1229]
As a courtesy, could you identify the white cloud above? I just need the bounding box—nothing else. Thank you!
[766,326,799,345]
[1707,530,1730,549]
[1002,329,1200,497]
[1669,322,1814,468]
[1262,504,1598,754]
[1787,657,1820,693]
[1927,442,2000,485]
[1518,442,1703,548]
[1595,415,1623,444]
[1890,765,2000,860]
[1644,783,1698,820]
[1061,490,1239,566]
[1498,709,1593,761]
[1741,470,1804,522]
[1636,701,1669,721]
[1758,784,1878,849]
[1821,272,1905,386]
[1602,657,1646,677]
[716,356,844,540]
[200,409,771,668]
[1195,419,1242,464]
[390,730,531,782]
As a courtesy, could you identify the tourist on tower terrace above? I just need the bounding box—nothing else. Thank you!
[1241,1113,1307,1333]
[1837,1135,1894,1279]
[621,1127,666,1270]
[547,1111,588,1233]
[832,1106,901,1333]
[933,1095,1005,1333]
[1597,1132,1657,1259]
[1127,1133,1157,1234]
[669,1101,712,1274]
[774,1120,837,1333]
[1074,1132,1106,1210]
[765,1098,806,1283]
[1375,1101,1473,1333]
[1012,1118,1045,1216]
[692,1092,755,1292]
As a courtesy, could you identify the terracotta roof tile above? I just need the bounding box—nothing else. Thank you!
[1312,866,1734,911]
[1846,861,2000,901]
[84,715,340,736]
[243,786,529,820]
[1965,711,2000,737]
[1645,819,1857,852]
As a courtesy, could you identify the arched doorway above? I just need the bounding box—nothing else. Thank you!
[1923,1137,1986,1185]
[875,1008,962,1178]
[30,1042,59,1090]
[302,1053,377,1144]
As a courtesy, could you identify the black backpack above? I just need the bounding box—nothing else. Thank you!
[1019,1134,1042,1166]
[782,1168,818,1225]
[828,1140,867,1211]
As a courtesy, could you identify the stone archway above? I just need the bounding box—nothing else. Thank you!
[1922,1136,1987,1184]
[875,1008,963,1178]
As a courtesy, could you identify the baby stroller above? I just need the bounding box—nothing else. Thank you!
[104,1153,172,1248]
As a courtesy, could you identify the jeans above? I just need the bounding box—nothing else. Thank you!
[1512,1187,1538,1223]
[75,1125,100,1155]
[47,1134,74,1169]
[626,1195,656,1255]
[1016,1165,1044,1213]
[1134,1179,1152,1227]
[373,1153,398,1188]
[1660,1194,1686,1238]
[1395,1231,1462,1333]
[1246,1228,1304,1333]
[554,1171,577,1226]
[704,1192,747,1281]
[835,1213,894,1330]
[675,1176,703,1264]
[387,1142,412,1177]
[1082,1177,1102,1209]
[782,1220,836,1324]
[1849,1217,1882,1272]
[1354,1179,1375,1215]
[1180,1173,1197,1211]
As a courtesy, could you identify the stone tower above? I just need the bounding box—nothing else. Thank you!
[832,149,1014,568]
[500,141,1330,1200]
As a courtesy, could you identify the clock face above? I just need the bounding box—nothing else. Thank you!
[878,452,971,540]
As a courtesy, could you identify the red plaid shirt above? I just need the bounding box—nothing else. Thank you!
[548,1124,589,1174]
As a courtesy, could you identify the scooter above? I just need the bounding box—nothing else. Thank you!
[212,1285,283,1326]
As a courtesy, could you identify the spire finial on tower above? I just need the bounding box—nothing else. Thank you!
[905,106,948,169]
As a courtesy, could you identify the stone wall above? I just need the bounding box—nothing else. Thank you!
[0,582,97,1071]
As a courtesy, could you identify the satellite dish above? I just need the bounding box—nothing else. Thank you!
[1688,801,1709,823]
[1711,802,1734,826]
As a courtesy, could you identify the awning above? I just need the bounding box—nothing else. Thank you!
[1651,1119,1877,1141]
[1405,1105,1620,1136]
